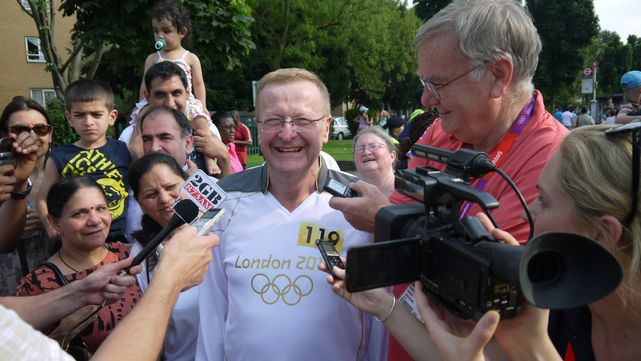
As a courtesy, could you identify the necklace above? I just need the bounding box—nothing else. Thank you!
[58,250,80,273]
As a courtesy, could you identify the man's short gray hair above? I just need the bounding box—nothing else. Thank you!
[256,68,331,117]
[415,0,541,95]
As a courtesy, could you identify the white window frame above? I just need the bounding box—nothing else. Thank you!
[25,36,46,63]
[30,88,56,107]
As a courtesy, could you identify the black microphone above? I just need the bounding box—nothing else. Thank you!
[124,199,199,274]
[412,144,495,178]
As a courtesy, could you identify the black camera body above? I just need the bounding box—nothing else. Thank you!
[0,138,14,166]
[374,203,520,320]
[345,144,623,320]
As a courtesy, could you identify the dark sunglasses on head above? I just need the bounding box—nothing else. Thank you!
[605,121,641,227]
[9,124,52,136]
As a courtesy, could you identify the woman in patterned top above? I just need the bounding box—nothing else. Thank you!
[16,176,141,353]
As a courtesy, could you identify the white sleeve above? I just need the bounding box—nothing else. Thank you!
[0,305,74,361]
[118,124,135,143]
[195,237,228,361]
[209,122,222,140]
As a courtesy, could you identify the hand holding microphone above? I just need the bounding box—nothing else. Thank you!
[123,199,199,274]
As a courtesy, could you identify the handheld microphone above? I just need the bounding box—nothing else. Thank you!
[124,199,199,274]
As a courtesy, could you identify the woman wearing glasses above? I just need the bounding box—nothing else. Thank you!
[325,124,641,361]
[352,127,397,198]
[0,96,54,295]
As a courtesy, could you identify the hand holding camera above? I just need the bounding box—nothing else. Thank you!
[0,132,40,187]
[318,255,395,322]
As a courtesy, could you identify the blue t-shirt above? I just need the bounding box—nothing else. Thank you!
[50,139,131,235]
[554,111,564,123]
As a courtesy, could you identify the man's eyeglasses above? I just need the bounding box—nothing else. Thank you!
[9,124,53,136]
[256,115,326,133]
[605,122,641,227]
[418,62,486,101]
[353,143,387,154]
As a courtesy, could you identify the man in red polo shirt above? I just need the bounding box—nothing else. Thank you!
[329,0,568,359]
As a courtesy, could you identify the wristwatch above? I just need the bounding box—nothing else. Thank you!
[11,178,32,200]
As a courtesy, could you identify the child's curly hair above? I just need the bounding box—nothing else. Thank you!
[150,0,192,43]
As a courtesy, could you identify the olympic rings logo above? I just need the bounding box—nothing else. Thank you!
[251,273,313,306]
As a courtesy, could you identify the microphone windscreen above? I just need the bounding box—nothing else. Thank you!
[172,199,199,225]
[125,199,199,272]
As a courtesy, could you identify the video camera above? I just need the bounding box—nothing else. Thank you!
[345,144,623,320]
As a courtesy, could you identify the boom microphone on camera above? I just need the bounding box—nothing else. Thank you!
[124,199,199,274]
[412,144,495,179]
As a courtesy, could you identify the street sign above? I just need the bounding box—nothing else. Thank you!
[582,78,593,94]
[582,67,593,79]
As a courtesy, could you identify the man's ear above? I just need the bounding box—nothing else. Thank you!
[322,116,331,143]
[489,58,513,98]
[594,214,623,251]
[184,134,194,153]
[142,89,149,101]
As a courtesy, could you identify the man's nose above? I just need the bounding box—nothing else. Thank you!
[278,121,298,141]
[421,88,439,108]
[165,96,177,109]
[150,138,163,152]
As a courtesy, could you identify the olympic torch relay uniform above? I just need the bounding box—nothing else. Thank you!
[196,161,387,361]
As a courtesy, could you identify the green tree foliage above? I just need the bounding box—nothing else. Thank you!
[591,31,627,96]
[17,0,107,100]
[528,0,599,106]
[579,32,641,98]
[412,0,450,21]
[244,0,421,110]
[626,35,641,71]
[45,99,79,146]
[59,0,254,111]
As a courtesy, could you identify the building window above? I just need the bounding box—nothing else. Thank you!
[25,36,45,63]
[30,89,56,107]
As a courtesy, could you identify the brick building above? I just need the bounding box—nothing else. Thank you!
[0,1,74,107]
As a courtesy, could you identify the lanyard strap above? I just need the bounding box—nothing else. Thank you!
[459,94,536,218]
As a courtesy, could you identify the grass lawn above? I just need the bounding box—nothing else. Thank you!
[246,139,355,168]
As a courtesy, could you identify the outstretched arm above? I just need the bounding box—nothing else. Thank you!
[321,263,441,361]
[92,226,219,361]
[1,257,139,330]
[329,180,392,233]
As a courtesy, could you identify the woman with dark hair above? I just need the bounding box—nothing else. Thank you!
[128,152,199,361]
[16,176,141,353]
[0,96,54,295]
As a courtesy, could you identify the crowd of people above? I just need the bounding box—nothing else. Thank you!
[1,0,640,360]
[554,71,641,130]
